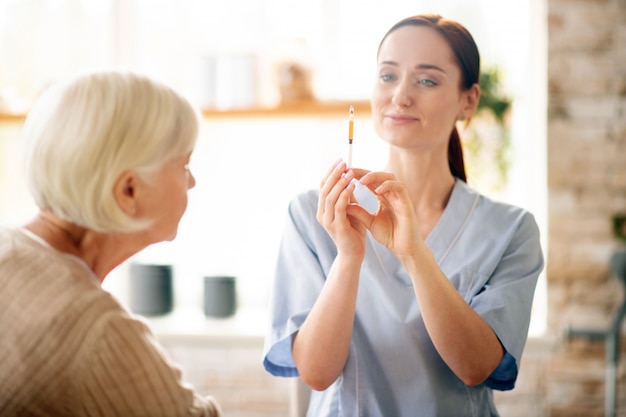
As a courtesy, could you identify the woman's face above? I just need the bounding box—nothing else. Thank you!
[140,151,196,242]
[371,25,469,152]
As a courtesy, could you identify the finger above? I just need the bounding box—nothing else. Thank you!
[325,169,354,216]
[334,178,356,220]
[349,167,371,181]
[374,180,415,217]
[373,179,405,196]
[319,159,346,189]
[320,169,354,225]
[358,171,397,191]
[345,202,374,229]
[318,160,347,218]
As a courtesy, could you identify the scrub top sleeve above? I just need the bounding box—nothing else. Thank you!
[263,192,329,377]
[471,211,544,390]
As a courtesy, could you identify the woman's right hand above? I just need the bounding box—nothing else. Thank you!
[317,159,367,259]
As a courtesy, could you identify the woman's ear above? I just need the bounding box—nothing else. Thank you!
[460,83,481,120]
[457,83,480,122]
[114,171,138,216]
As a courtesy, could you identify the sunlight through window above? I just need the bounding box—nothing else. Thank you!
[0,0,546,335]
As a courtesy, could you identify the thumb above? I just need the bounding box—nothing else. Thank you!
[346,203,373,228]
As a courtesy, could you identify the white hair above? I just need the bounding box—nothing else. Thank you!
[23,69,200,232]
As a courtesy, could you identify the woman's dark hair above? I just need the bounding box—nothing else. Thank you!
[378,14,480,182]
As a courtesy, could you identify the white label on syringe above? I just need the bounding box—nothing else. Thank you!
[352,179,379,214]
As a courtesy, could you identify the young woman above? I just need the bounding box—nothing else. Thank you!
[264,14,544,416]
[0,70,222,416]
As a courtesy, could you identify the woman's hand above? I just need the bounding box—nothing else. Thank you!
[317,160,367,258]
[294,160,369,390]
[347,170,423,258]
[349,171,505,385]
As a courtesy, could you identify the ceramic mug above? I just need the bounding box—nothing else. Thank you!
[129,263,173,316]
[204,275,236,318]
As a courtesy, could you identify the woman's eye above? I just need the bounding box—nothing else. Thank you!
[380,73,395,82]
[418,78,437,87]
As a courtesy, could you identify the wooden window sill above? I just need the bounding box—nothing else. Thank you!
[0,100,371,123]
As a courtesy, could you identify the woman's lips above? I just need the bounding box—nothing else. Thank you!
[385,113,418,124]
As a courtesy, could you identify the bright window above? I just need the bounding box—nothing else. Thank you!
[0,0,546,335]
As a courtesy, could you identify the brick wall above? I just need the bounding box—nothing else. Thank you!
[545,0,626,416]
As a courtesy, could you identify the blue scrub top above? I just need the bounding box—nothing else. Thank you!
[263,180,544,417]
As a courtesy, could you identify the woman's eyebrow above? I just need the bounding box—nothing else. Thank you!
[377,61,446,74]
[415,63,446,73]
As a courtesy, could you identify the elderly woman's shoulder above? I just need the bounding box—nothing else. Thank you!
[0,228,129,314]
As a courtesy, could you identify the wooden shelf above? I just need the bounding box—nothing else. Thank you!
[0,112,26,123]
[0,100,371,123]
[201,100,370,119]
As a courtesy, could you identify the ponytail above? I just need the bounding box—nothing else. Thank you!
[448,127,466,182]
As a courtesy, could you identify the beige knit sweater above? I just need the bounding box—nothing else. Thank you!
[0,228,222,417]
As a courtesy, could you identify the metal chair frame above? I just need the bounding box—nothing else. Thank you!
[566,250,626,417]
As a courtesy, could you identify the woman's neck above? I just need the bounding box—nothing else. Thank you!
[385,150,456,239]
[23,211,138,282]
[385,151,455,212]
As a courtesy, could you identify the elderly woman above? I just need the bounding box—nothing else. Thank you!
[0,70,222,416]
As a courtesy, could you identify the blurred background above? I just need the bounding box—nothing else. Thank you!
[0,0,546,324]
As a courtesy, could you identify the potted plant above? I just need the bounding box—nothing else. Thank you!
[462,66,512,193]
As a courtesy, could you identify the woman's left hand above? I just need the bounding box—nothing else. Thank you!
[347,170,423,258]
[350,171,506,386]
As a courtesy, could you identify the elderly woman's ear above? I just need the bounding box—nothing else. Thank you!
[114,171,138,216]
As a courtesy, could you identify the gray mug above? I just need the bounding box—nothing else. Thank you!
[204,275,236,318]
[129,263,173,316]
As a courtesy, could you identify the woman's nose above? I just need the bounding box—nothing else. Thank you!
[391,80,413,107]
[188,172,196,190]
